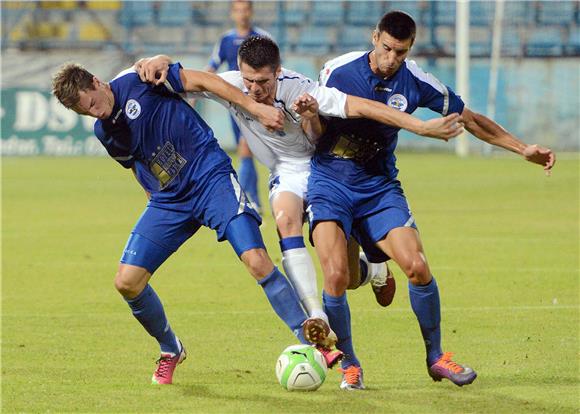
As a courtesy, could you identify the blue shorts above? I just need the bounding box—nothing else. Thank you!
[120,171,262,273]
[307,174,417,263]
[230,115,241,144]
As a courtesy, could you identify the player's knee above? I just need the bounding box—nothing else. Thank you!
[402,257,431,285]
[321,260,349,294]
[241,248,274,279]
[114,267,144,298]
[275,213,301,236]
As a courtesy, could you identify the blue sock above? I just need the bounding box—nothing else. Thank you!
[258,267,308,343]
[239,157,260,208]
[408,277,443,366]
[323,290,360,369]
[125,284,180,355]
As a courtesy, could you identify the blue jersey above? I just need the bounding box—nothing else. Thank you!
[208,27,271,71]
[94,63,231,207]
[315,52,465,183]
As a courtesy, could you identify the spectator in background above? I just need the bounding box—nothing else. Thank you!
[207,0,272,214]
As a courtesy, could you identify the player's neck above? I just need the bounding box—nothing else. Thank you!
[368,51,389,79]
[236,25,251,36]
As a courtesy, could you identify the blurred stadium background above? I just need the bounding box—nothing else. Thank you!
[1,0,579,155]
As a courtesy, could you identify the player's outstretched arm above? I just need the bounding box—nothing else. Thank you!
[134,55,283,131]
[462,107,556,174]
[344,95,464,140]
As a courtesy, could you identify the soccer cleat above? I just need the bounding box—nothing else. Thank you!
[339,365,365,390]
[428,352,477,386]
[302,317,337,348]
[316,345,344,369]
[151,343,187,385]
[370,263,396,307]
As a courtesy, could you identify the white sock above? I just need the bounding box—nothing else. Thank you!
[359,252,387,286]
[282,247,327,323]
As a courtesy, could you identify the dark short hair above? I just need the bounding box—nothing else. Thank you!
[52,63,95,109]
[377,10,416,42]
[238,36,280,72]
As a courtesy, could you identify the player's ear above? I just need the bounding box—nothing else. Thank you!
[274,65,282,77]
[92,76,101,90]
[372,30,379,47]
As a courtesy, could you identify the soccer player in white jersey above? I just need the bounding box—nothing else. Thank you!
[306,11,555,390]
[135,36,464,366]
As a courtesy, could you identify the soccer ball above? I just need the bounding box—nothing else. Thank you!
[275,344,327,391]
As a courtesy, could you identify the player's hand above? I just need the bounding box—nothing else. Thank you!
[420,113,464,140]
[523,144,556,175]
[253,103,284,132]
[291,93,319,120]
[134,55,171,86]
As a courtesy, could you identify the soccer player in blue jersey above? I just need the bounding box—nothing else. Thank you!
[308,11,556,390]
[207,0,271,213]
[51,62,329,385]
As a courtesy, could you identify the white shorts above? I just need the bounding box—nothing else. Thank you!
[268,160,311,203]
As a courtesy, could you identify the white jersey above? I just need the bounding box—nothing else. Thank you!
[193,68,347,174]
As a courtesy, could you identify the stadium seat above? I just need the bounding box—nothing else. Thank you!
[202,1,230,26]
[253,1,280,27]
[311,1,344,26]
[501,27,524,57]
[346,1,383,26]
[295,26,333,55]
[469,1,495,27]
[158,2,192,26]
[470,27,491,57]
[119,2,154,27]
[434,1,455,26]
[503,1,535,26]
[337,25,373,53]
[388,1,425,24]
[434,25,455,56]
[283,2,310,26]
[565,26,580,55]
[537,1,575,25]
[525,27,564,56]
[85,1,120,10]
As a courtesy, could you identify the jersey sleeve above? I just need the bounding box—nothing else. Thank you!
[208,37,225,71]
[280,71,347,120]
[94,120,134,169]
[163,62,186,94]
[406,60,465,115]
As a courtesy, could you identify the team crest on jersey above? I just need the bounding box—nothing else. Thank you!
[387,94,408,112]
[125,99,141,120]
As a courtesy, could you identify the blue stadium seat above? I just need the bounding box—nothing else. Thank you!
[565,26,580,55]
[434,1,455,26]
[469,1,495,26]
[470,27,491,56]
[388,1,424,24]
[158,2,192,26]
[525,27,564,56]
[283,2,309,26]
[538,1,575,25]
[119,1,154,27]
[311,1,344,26]
[503,1,535,26]
[346,1,383,26]
[337,25,373,53]
[501,27,523,57]
[295,26,332,55]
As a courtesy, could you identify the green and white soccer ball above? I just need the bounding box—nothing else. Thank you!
[275,344,328,391]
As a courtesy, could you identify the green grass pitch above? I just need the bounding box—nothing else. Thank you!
[3,153,579,413]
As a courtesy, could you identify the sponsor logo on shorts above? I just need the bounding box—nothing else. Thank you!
[125,99,141,120]
[387,94,408,112]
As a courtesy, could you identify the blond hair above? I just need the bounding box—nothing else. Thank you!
[52,63,95,110]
